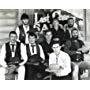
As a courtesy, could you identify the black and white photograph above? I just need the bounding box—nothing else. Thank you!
[0,9,90,80]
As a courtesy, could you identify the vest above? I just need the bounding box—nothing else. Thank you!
[26,44,41,62]
[5,42,21,64]
[19,25,32,44]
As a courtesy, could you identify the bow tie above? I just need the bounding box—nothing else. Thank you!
[31,45,36,53]
[11,44,15,52]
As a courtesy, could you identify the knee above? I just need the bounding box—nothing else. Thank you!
[73,65,79,73]
[18,65,25,73]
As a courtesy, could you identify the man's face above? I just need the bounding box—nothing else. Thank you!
[53,20,59,27]
[45,31,52,41]
[9,34,17,43]
[72,30,78,39]
[68,19,74,28]
[52,44,61,55]
[28,36,36,44]
[22,19,29,25]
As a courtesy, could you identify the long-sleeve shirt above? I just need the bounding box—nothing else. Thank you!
[49,51,71,76]
[0,42,27,68]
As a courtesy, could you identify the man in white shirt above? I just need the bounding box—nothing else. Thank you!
[16,13,32,44]
[49,41,71,80]
[25,32,45,80]
[0,31,27,80]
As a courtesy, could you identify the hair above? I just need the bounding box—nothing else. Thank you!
[9,31,17,37]
[21,13,29,20]
[51,40,60,47]
[71,27,78,34]
[28,32,37,38]
[44,30,52,35]
[53,18,59,23]
[67,17,74,22]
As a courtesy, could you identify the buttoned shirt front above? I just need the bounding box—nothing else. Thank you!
[49,51,71,76]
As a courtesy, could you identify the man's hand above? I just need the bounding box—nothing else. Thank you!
[76,51,82,54]
[6,65,17,74]
[53,38,59,41]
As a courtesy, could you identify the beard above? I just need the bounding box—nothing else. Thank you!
[23,23,29,25]
[72,36,78,40]
[68,24,74,28]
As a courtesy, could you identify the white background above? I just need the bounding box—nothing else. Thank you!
[0,0,90,90]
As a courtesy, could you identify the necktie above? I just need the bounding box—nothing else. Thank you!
[11,44,15,52]
[56,53,60,64]
[31,45,35,53]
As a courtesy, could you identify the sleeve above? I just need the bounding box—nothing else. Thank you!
[39,45,45,61]
[80,40,85,46]
[77,41,89,53]
[49,54,53,65]
[19,43,27,66]
[15,26,20,42]
[0,44,7,68]
[60,54,71,75]
[64,40,76,55]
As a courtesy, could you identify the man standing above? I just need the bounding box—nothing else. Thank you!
[25,32,45,80]
[0,31,27,80]
[48,41,71,80]
[16,13,32,44]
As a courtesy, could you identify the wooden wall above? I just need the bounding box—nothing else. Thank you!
[0,9,35,51]
[0,9,18,50]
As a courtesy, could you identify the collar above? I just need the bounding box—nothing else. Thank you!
[29,43,36,46]
[9,42,17,45]
[23,24,29,29]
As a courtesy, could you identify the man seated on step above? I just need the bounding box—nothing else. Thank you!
[25,32,46,80]
[48,41,71,80]
[0,31,27,80]
[64,28,89,80]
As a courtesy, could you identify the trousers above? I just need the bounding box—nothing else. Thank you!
[0,65,25,80]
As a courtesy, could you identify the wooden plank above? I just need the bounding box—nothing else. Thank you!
[0,33,9,39]
[0,26,16,33]
[0,9,18,12]
[0,19,17,26]
[0,11,17,19]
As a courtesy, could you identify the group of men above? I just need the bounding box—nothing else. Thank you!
[0,13,89,80]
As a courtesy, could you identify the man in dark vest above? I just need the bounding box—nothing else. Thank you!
[0,31,27,80]
[25,32,45,80]
[16,13,33,44]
